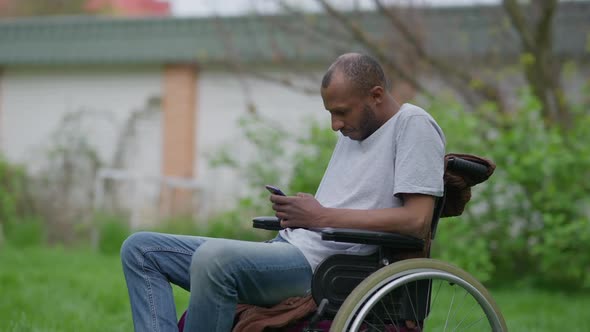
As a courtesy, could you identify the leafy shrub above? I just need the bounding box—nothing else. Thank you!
[429,90,590,287]
[4,216,45,248]
[208,113,294,219]
[94,213,130,255]
[0,156,44,247]
[431,216,495,282]
[288,121,338,194]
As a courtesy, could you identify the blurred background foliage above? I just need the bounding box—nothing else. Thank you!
[0,156,45,248]
[3,86,587,289]
[429,89,590,288]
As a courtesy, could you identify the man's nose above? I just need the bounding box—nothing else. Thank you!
[331,118,344,131]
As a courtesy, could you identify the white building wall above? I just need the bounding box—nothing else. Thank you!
[0,65,163,176]
[0,65,331,217]
[0,65,165,223]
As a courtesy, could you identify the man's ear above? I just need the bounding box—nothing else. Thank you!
[370,86,384,104]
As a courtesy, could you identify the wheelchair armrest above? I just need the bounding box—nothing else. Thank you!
[253,218,425,250]
[321,228,424,250]
[252,216,283,231]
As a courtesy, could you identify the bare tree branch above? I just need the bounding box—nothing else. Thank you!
[315,0,431,97]
[214,0,570,128]
[374,0,504,111]
[274,0,354,42]
[502,0,570,128]
[502,0,535,50]
[535,0,557,49]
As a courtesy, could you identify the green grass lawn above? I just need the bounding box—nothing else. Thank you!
[0,245,188,332]
[1,245,589,331]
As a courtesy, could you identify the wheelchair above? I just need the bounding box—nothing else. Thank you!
[181,157,507,331]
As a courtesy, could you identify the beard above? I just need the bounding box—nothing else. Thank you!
[357,104,381,140]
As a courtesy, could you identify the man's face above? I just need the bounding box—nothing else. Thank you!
[321,73,381,141]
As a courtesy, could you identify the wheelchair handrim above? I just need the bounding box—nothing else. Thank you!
[345,269,505,331]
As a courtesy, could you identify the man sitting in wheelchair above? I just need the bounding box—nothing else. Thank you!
[121,53,504,332]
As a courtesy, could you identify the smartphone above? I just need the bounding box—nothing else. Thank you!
[265,184,286,196]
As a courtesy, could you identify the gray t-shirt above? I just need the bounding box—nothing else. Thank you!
[279,103,446,271]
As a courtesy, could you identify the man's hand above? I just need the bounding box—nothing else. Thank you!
[270,193,326,228]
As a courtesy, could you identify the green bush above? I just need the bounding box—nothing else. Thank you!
[0,156,44,247]
[431,217,495,282]
[94,213,131,255]
[4,216,45,248]
[429,90,590,287]
[209,113,291,210]
[288,121,338,194]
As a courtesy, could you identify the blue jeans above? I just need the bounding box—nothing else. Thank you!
[120,231,313,332]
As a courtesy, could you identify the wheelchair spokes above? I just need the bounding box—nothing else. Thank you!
[354,281,497,331]
[330,260,506,332]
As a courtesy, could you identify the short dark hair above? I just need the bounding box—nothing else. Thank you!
[321,53,391,94]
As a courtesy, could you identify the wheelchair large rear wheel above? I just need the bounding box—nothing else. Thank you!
[330,259,506,332]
